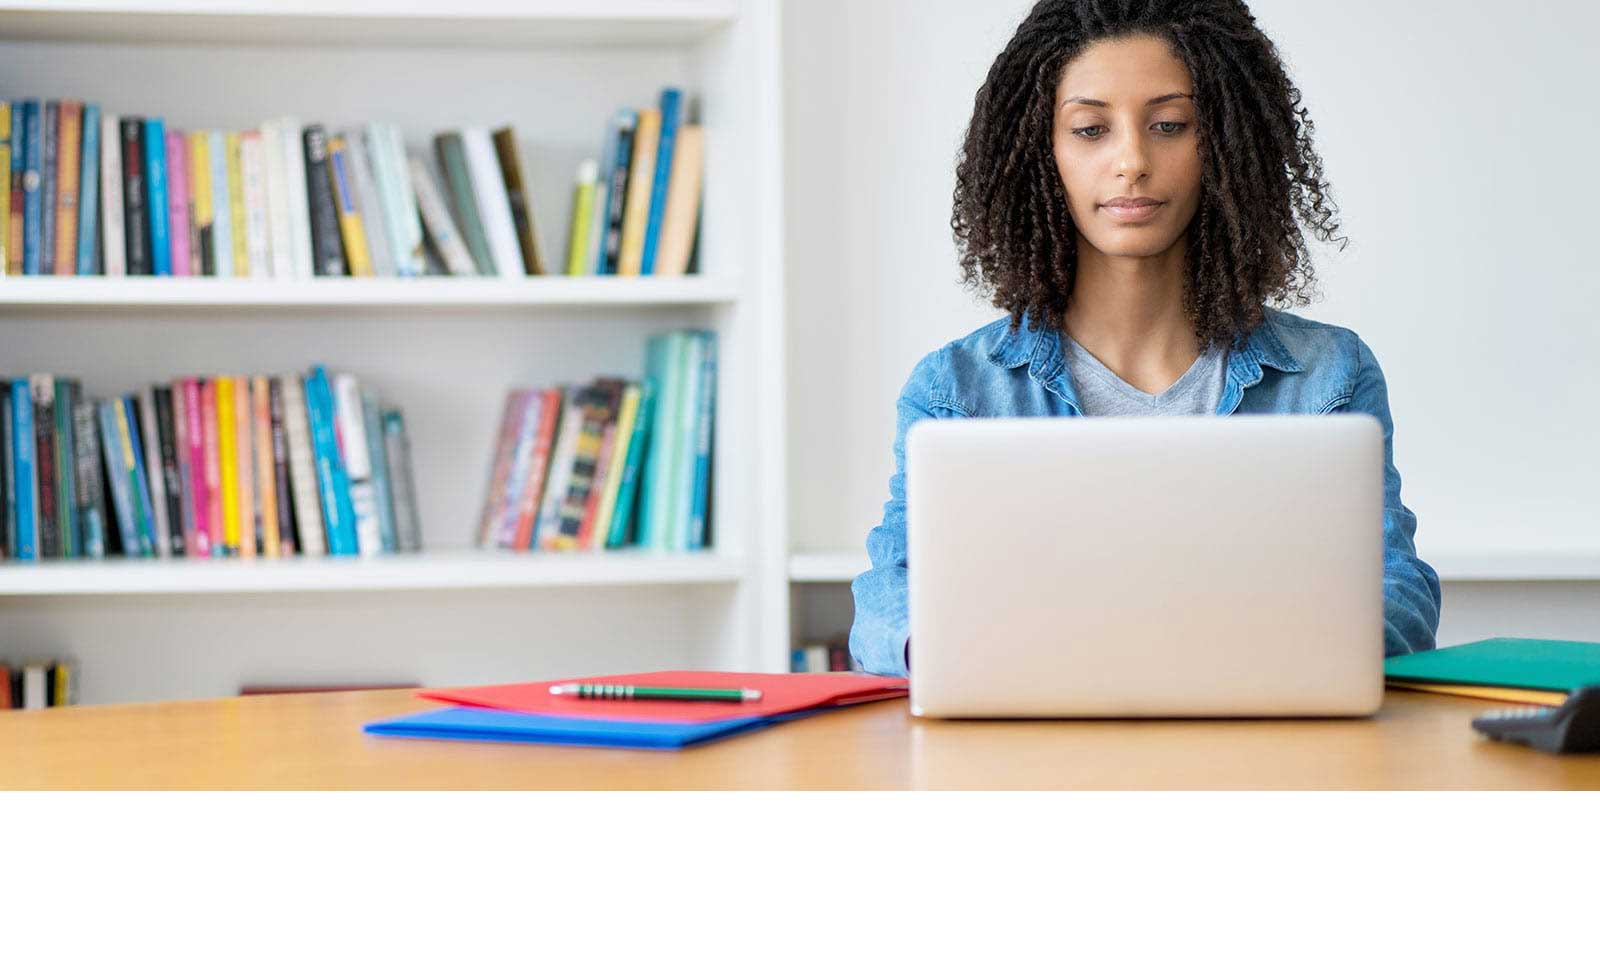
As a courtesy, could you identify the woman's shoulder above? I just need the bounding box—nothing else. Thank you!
[1260,307,1373,371]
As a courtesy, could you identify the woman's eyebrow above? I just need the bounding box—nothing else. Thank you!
[1061,92,1192,108]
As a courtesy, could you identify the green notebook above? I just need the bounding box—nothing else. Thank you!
[1385,638,1600,692]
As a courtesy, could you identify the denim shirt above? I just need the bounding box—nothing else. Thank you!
[849,307,1444,678]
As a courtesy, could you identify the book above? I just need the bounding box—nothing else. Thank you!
[585,112,621,275]
[21,101,42,275]
[100,114,124,275]
[462,127,522,278]
[492,389,542,549]
[40,101,57,276]
[363,122,410,278]
[533,385,586,551]
[122,395,157,556]
[31,375,59,559]
[260,119,294,279]
[215,376,239,553]
[268,377,296,556]
[589,381,640,550]
[477,390,526,548]
[574,396,620,549]
[187,132,211,276]
[164,128,190,276]
[76,104,101,275]
[1,384,13,557]
[11,380,37,560]
[53,99,81,275]
[278,119,314,278]
[200,378,223,555]
[550,379,625,550]
[433,132,494,275]
[324,135,372,276]
[491,126,546,275]
[301,125,346,276]
[121,116,150,275]
[280,373,325,557]
[342,126,393,277]
[183,378,213,556]
[637,332,683,548]
[564,159,598,276]
[136,386,170,558]
[239,130,271,278]
[332,372,381,556]
[97,399,134,555]
[597,109,636,275]
[362,390,396,553]
[617,108,660,276]
[169,379,195,557]
[1385,638,1600,695]
[382,409,421,552]
[143,117,170,276]
[225,131,248,275]
[252,376,279,557]
[655,124,704,276]
[233,375,256,557]
[509,388,563,551]
[207,129,234,277]
[53,378,78,558]
[1,101,12,276]
[664,332,703,549]
[640,88,682,275]
[605,376,656,548]
[686,330,717,549]
[304,366,357,556]
[407,151,473,275]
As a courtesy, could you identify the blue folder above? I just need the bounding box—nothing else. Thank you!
[364,706,822,750]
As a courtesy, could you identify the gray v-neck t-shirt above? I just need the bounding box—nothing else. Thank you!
[1064,334,1230,416]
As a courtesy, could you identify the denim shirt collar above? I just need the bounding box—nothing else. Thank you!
[985,309,1304,415]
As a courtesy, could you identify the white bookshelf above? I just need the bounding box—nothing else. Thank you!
[0,0,790,703]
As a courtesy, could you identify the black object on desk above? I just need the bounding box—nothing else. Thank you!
[1471,686,1600,754]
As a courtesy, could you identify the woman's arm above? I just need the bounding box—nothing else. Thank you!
[1346,337,1443,654]
[849,347,964,677]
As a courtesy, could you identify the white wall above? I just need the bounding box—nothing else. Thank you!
[784,0,1600,645]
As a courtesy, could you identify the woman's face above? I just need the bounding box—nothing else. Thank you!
[1052,34,1203,259]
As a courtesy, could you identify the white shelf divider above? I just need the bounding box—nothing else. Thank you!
[0,275,739,310]
[788,550,867,584]
[0,550,745,595]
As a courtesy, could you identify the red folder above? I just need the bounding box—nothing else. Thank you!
[419,671,908,724]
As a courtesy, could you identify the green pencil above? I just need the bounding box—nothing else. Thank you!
[549,683,763,703]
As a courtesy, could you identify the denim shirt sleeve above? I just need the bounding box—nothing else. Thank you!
[1345,337,1443,655]
[850,347,964,677]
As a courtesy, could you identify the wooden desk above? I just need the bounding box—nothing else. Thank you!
[2,689,1598,789]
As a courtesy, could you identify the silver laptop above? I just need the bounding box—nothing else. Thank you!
[905,415,1385,718]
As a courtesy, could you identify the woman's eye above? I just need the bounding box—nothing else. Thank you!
[1154,121,1187,135]
[1070,122,1187,140]
[1071,125,1107,139]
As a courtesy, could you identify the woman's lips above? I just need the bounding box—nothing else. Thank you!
[1100,201,1164,222]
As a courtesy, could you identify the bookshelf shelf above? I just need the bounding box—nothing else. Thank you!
[0,276,741,310]
[0,550,745,595]
[0,1,740,48]
[788,550,867,584]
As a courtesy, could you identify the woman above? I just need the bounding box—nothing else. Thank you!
[849,0,1442,677]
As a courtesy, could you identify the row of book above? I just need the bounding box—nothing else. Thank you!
[790,641,853,673]
[561,88,704,276]
[1,660,76,709]
[478,328,716,552]
[0,88,703,280]
[0,368,421,562]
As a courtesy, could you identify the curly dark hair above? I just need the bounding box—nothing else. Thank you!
[951,0,1347,353]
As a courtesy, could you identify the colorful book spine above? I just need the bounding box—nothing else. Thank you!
[143,117,170,276]
[252,377,279,557]
[70,395,105,558]
[575,410,620,550]
[533,386,585,551]
[137,387,170,558]
[155,386,185,557]
[362,391,396,553]
[583,115,619,276]
[31,375,59,559]
[616,108,660,276]
[666,332,704,549]
[40,101,56,275]
[301,125,346,276]
[99,113,124,276]
[655,124,704,276]
[606,377,656,549]
[0,386,10,558]
[53,100,81,276]
[492,125,545,275]
[184,378,212,556]
[493,390,540,549]
[268,377,296,556]
[407,151,473,275]
[117,396,155,556]
[462,127,521,279]
[281,373,325,557]
[637,332,683,548]
[433,132,494,275]
[120,116,148,275]
[332,373,381,556]
[200,378,223,555]
[10,381,37,560]
[589,381,640,550]
[304,366,357,556]
[363,122,408,278]
[279,119,314,279]
[382,410,421,553]
[382,124,425,278]
[1,100,13,276]
[225,131,248,276]
[22,101,42,275]
[598,110,636,276]
[75,104,100,275]
[640,88,682,275]
[510,388,563,551]
[165,129,190,276]
[208,129,233,277]
[187,132,212,276]
[233,376,256,558]
[341,128,392,277]
[478,390,527,547]
[169,379,196,557]
[325,136,372,277]
[53,378,78,558]
[551,382,621,550]
[216,376,239,554]
[97,399,135,556]
[686,331,717,549]
[565,160,598,276]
